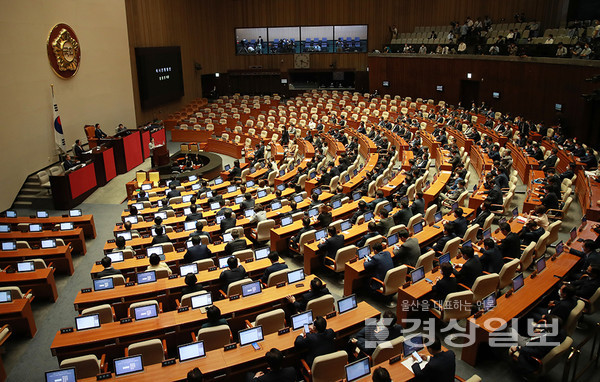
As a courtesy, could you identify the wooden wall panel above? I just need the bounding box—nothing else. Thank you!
[368,55,600,145]
[125,0,569,124]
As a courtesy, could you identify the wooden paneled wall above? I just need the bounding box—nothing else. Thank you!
[368,55,600,145]
[125,0,568,123]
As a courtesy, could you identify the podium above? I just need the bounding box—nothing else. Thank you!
[152,145,170,167]
[50,162,98,209]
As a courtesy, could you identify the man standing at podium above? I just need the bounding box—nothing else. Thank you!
[149,137,157,167]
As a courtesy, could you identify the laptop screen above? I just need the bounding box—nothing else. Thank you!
[313,188,322,196]
[116,231,132,241]
[75,314,101,331]
[287,269,305,284]
[244,209,255,218]
[178,341,206,362]
[235,196,244,205]
[133,304,158,320]
[239,326,264,346]
[332,200,342,209]
[0,224,9,233]
[308,208,319,218]
[227,185,237,193]
[291,310,313,330]
[5,210,16,218]
[294,195,303,203]
[182,194,193,203]
[315,229,327,241]
[337,294,357,314]
[403,334,424,356]
[340,220,352,232]
[364,212,374,222]
[192,183,200,191]
[206,191,213,198]
[413,222,423,234]
[257,190,267,198]
[281,216,293,227]
[41,239,55,249]
[1,241,16,251]
[29,223,43,232]
[241,281,262,297]
[254,247,270,260]
[69,209,82,217]
[512,207,519,218]
[482,293,496,312]
[219,256,234,269]
[17,261,35,272]
[439,252,451,264]
[124,216,138,224]
[411,266,425,283]
[358,246,370,259]
[271,201,282,211]
[224,164,231,171]
[0,291,12,303]
[132,203,144,211]
[352,192,361,201]
[482,228,491,240]
[210,202,220,210]
[93,278,114,291]
[513,273,524,292]
[536,257,546,273]
[113,355,144,377]
[223,233,233,243]
[387,234,399,246]
[154,212,167,221]
[45,368,76,382]
[184,221,197,231]
[384,204,393,213]
[462,240,472,248]
[569,227,577,242]
[434,211,443,223]
[60,222,74,231]
[37,211,49,218]
[214,177,223,185]
[188,175,197,182]
[215,215,225,224]
[180,263,198,276]
[345,357,371,382]
[555,241,564,256]
[136,271,157,284]
[246,180,255,188]
[147,246,164,257]
[344,174,351,182]
[279,169,285,176]
[190,293,212,310]
[186,240,194,249]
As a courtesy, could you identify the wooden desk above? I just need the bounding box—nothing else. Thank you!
[522,170,546,213]
[0,298,36,338]
[461,253,580,366]
[0,268,58,302]
[0,214,96,239]
[0,227,86,255]
[76,302,379,382]
[0,245,73,275]
[423,171,451,207]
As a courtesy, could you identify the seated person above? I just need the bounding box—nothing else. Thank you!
[229,160,242,179]
[314,204,333,229]
[136,190,149,201]
[189,220,212,243]
[519,220,544,246]
[449,208,468,238]
[317,226,345,261]
[432,262,458,302]
[348,310,402,358]
[187,368,203,382]
[185,204,203,221]
[249,203,267,224]
[393,199,413,226]
[96,256,122,278]
[181,273,204,296]
[411,192,425,215]
[220,210,237,234]
[527,205,549,230]
[375,209,395,236]
[372,367,392,382]
[392,227,420,267]
[260,251,288,284]
[63,154,79,171]
[287,277,330,312]
[146,253,173,276]
[498,221,521,259]
[290,217,312,249]
[351,200,370,225]
[184,235,212,263]
[356,222,379,248]
[571,265,600,299]
[478,238,503,274]
[431,223,457,253]
[565,239,600,276]
[453,246,483,288]
[294,316,335,367]
[151,216,163,232]
[471,201,492,228]
[219,256,246,291]
[201,305,228,328]
[529,284,577,324]
[364,242,394,290]
[411,338,456,381]
[166,183,181,199]
[151,226,171,245]
[250,348,296,382]
[224,230,248,256]
[114,235,134,252]
[241,192,255,210]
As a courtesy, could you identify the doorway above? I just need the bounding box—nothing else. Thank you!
[459,80,480,108]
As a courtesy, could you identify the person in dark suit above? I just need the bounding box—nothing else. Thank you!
[184,236,212,263]
[571,265,600,299]
[471,201,492,228]
[566,240,600,275]
[220,210,237,234]
[294,316,336,367]
[136,190,149,202]
[519,220,544,246]
[350,200,370,225]
[451,208,468,239]
[240,193,255,211]
[372,367,391,382]
[453,246,483,288]
[392,228,421,267]
[348,310,403,357]
[530,284,577,323]
[540,187,560,211]
[540,148,559,171]
[317,226,345,260]
[411,192,426,215]
[432,223,456,253]
[432,262,458,302]
[498,222,521,259]
[151,226,171,245]
[393,199,413,226]
[260,252,288,284]
[96,256,122,278]
[290,217,312,249]
[189,220,212,243]
[229,160,242,179]
[287,277,331,312]
[63,154,79,171]
[314,204,332,229]
[94,123,107,139]
[364,242,394,290]
[368,190,387,211]
[357,222,380,248]
[219,256,247,291]
[479,238,504,274]
[411,338,456,382]
[166,184,181,199]
[73,139,85,158]
[253,143,265,163]
[181,273,205,296]
[185,204,203,222]
[250,348,296,382]
[224,230,247,256]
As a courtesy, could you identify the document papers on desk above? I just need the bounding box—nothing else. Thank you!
[400,356,429,373]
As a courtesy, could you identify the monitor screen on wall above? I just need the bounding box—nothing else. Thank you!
[135,46,184,109]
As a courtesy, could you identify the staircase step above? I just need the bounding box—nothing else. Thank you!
[13,200,33,207]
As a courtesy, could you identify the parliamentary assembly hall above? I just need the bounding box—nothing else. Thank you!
[1,0,600,381]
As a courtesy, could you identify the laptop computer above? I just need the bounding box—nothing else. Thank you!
[403,334,424,356]
[93,278,114,291]
[1,241,16,251]
[136,271,157,285]
[332,200,342,209]
[241,281,262,297]
[281,216,293,227]
[178,341,206,362]
[215,215,225,224]
[182,194,193,203]
[291,310,313,330]
[512,273,524,292]
[113,355,144,377]
[239,326,264,347]
[434,211,443,223]
[315,229,327,241]
[412,222,424,234]
[41,238,57,249]
[294,195,304,203]
[133,304,158,320]
[246,180,255,188]
[69,209,82,217]
[29,223,43,232]
[124,216,138,224]
[17,261,35,273]
[340,220,352,232]
[36,211,49,218]
[337,294,358,314]
[482,293,497,312]
[60,222,74,231]
[244,209,256,218]
[45,368,76,382]
[116,231,132,241]
[191,293,212,311]
[352,192,361,201]
[410,266,425,283]
[257,190,267,198]
[287,269,305,284]
[5,211,16,218]
[0,291,12,303]
[308,208,319,218]
[180,263,199,276]
[219,256,234,269]
[223,233,233,243]
[271,201,282,211]
[438,252,451,265]
[184,221,197,231]
[0,225,9,233]
[214,177,224,185]
[358,246,370,259]
[131,203,144,211]
[147,246,164,257]
[364,211,374,222]
[75,314,101,331]
[345,357,371,382]
[227,185,237,193]
[254,247,270,260]
[192,183,200,191]
[387,234,399,246]
[536,257,546,273]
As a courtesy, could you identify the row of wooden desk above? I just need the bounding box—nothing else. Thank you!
[0,214,96,239]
